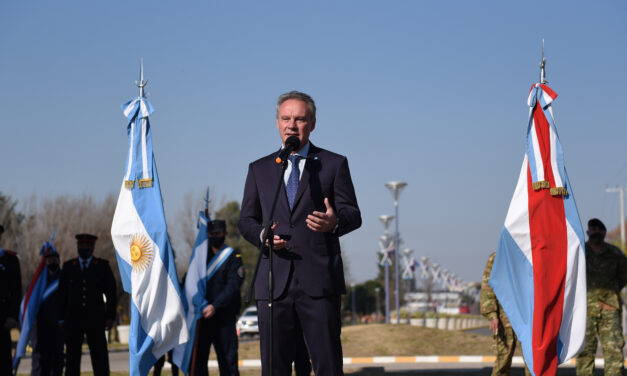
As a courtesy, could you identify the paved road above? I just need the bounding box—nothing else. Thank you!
[16,351,584,376]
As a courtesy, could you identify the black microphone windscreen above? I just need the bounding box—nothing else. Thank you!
[285,136,300,151]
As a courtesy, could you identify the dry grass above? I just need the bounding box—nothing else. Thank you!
[238,324,502,358]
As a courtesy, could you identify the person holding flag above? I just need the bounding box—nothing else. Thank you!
[28,244,63,376]
[481,252,531,376]
[191,219,244,376]
[0,224,22,376]
[575,218,627,376]
[58,234,117,376]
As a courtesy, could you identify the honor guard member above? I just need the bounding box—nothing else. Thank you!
[192,220,244,376]
[0,224,22,375]
[31,247,64,376]
[481,252,531,376]
[576,218,627,376]
[58,234,117,376]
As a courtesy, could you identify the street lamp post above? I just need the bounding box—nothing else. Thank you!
[403,248,413,325]
[351,283,356,325]
[386,181,407,324]
[374,287,381,323]
[421,256,429,326]
[379,215,394,324]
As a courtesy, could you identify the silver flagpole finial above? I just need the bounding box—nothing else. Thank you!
[540,39,547,84]
[135,58,148,97]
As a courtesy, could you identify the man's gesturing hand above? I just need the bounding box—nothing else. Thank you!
[307,198,338,232]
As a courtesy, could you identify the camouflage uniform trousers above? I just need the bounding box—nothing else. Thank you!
[576,307,625,376]
[492,324,532,376]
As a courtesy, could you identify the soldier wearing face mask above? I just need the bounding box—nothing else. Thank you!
[58,234,117,376]
[192,220,244,376]
[576,218,627,376]
[31,247,64,376]
[0,224,21,376]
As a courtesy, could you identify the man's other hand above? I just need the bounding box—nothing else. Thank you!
[490,318,499,335]
[307,198,338,232]
[203,304,216,319]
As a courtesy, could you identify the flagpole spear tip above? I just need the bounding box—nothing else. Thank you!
[135,58,148,97]
[540,39,547,84]
[204,187,211,217]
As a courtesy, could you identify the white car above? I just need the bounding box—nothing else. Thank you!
[236,306,259,338]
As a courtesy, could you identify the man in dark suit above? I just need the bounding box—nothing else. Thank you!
[238,91,361,376]
[192,219,244,376]
[58,234,117,376]
[0,224,22,375]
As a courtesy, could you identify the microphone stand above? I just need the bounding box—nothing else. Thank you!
[246,156,289,376]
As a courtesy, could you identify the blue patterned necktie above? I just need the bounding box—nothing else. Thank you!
[286,154,301,209]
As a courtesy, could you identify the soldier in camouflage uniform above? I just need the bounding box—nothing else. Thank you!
[481,252,531,376]
[576,218,627,376]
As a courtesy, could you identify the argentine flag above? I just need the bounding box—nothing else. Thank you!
[172,211,210,374]
[490,83,586,376]
[111,95,189,376]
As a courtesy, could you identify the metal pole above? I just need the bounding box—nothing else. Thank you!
[351,283,356,325]
[621,188,625,249]
[385,263,390,323]
[394,201,399,324]
[375,287,380,323]
[379,215,394,324]
[385,182,406,324]
[606,187,625,249]
[406,279,411,325]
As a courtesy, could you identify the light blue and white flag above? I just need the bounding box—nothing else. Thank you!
[111,95,189,376]
[172,211,236,375]
[172,211,208,374]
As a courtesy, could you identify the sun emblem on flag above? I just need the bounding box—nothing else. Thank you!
[129,234,153,272]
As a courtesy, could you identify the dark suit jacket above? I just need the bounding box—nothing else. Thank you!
[238,143,361,299]
[206,248,244,319]
[58,257,117,326]
[0,250,22,323]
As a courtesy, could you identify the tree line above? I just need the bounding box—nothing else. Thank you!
[0,190,388,323]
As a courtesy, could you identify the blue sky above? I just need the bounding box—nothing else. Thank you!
[1,1,626,284]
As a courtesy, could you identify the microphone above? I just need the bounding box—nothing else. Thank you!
[275,136,301,164]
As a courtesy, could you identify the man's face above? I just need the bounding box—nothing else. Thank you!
[276,99,315,149]
[587,225,606,244]
[77,242,95,258]
[46,256,60,272]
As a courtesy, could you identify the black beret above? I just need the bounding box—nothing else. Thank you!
[207,220,226,233]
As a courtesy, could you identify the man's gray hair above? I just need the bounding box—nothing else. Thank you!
[276,91,316,120]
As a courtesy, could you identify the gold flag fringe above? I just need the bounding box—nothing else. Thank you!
[138,178,153,188]
[124,180,135,189]
[532,181,550,190]
[550,187,568,197]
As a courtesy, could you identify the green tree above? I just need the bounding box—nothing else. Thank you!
[343,279,384,317]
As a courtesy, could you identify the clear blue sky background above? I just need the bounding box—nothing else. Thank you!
[1,1,626,284]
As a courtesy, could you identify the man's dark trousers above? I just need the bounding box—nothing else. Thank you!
[192,316,239,376]
[64,323,109,376]
[257,268,342,376]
